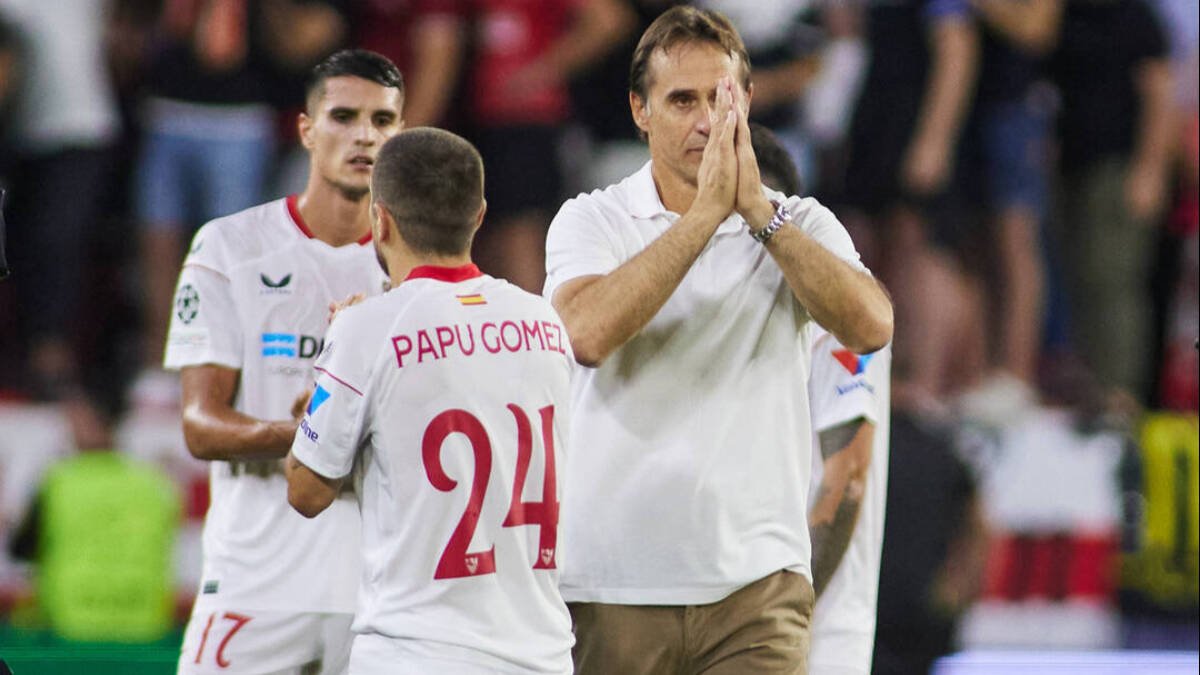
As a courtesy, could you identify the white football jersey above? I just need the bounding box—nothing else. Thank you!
[291,265,575,674]
[807,327,891,675]
[164,196,387,613]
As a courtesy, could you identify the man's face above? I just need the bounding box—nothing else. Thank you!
[631,42,746,188]
[301,76,404,200]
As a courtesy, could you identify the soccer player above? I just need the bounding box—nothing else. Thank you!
[286,128,575,674]
[753,122,894,675]
[163,50,404,674]
[543,7,893,673]
[806,327,892,675]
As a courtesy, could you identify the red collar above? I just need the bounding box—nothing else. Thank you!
[404,264,484,282]
[286,194,372,245]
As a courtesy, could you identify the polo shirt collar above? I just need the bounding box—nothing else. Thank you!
[625,161,756,235]
[626,162,666,220]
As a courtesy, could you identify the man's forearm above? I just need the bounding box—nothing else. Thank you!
[762,225,893,353]
[183,404,297,462]
[809,480,864,597]
[555,207,725,366]
[808,419,874,596]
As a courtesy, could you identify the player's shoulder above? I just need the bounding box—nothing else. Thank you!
[556,165,651,223]
[186,198,295,268]
[475,275,563,316]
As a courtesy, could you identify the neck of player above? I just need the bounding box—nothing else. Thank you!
[296,183,372,247]
[386,245,474,289]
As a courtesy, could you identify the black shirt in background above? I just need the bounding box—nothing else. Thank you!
[873,409,976,674]
[1052,0,1168,171]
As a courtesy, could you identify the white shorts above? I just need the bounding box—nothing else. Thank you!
[349,633,536,675]
[178,603,353,675]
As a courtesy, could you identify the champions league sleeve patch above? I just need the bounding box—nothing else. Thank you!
[175,284,200,325]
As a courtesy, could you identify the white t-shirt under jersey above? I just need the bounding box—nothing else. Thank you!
[291,264,575,674]
[544,162,868,605]
[164,195,387,613]
[807,326,892,675]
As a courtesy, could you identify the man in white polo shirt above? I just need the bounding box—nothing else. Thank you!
[753,121,893,675]
[164,50,404,674]
[543,7,893,673]
[286,128,575,674]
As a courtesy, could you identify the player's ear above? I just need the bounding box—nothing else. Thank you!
[299,112,315,150]
[474,199,487,233]
[630,91,650,134]
[372,202,392,242]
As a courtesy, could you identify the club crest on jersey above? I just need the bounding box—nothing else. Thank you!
[260,272,293,295]
[832,349,874,376]
[175,284,199,325]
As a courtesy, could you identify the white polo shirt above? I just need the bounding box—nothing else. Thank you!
[291,265,575,674]
[164,196,386,613]
[807,327,891,675]
[544,161,867,605]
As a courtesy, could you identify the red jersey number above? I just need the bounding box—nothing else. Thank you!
[422,404,560,580]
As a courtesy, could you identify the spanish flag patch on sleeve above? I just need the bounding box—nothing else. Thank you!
[456,293,486,306]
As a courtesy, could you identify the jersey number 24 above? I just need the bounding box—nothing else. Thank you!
[423,404,559,580]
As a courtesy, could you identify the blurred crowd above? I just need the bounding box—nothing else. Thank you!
[0,0,1195,418]
[0,0,1196,661]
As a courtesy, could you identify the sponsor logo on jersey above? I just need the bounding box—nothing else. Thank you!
[832,349,874,375]
[175,284,200,325]
[307,385,330,416]
[456,293,486,306]
[260,272,294,295]
[300,417,319,442]
[260,333,324,359]
[202,580,219,595]
[836,380,876,396]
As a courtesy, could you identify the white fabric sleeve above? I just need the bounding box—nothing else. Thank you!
[543,197,622,301]
[786,196,869,275]
[163,253,242,371]
[808,328,889,433]
[289,311,371,480]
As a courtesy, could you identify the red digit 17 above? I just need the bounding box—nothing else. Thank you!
[422,404,560,580]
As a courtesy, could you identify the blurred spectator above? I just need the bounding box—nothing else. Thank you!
[0,0,120,400]
[8,389,181,643]
[1150,0,1198,412]
[873,383,989,674]
[841,0,980,406]
[568,0,679,191]
[694,0,823,134]
[1049,0,1172,403]
[466,0,634,293]
[350,0,465,128]
[0,12,19,165]
[132,0,346,408]
[954,0,1061,419]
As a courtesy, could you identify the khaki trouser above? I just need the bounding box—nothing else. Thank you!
[570,570,815,675]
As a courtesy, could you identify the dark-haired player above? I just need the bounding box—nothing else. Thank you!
[164,49,404,675]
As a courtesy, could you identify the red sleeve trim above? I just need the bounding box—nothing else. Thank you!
[315,366,364,396]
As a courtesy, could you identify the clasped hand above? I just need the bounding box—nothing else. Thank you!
[694,77,776,232]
